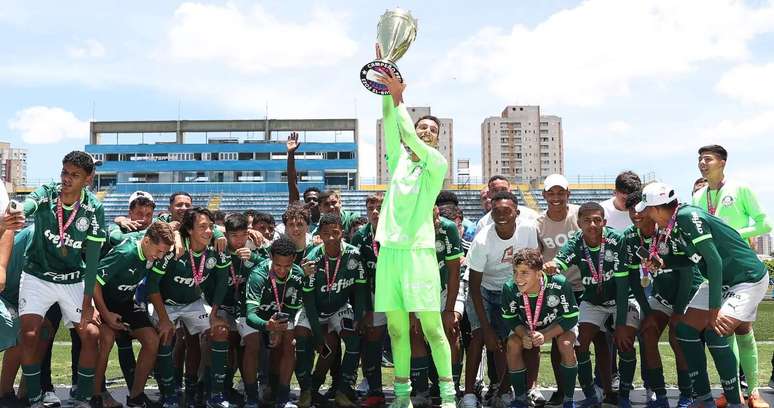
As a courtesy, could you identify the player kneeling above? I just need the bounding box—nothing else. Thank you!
[93,221,175,407]
[245,237,305,408]
[504,249,579,408]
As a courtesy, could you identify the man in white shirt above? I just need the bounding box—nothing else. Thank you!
[599,171,641,232]
[460,191,539,408]
[476,176,539,234]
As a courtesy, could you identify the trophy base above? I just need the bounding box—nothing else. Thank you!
[360,60,403,95]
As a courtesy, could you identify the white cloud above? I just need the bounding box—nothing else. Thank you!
[607,121,631,133]
[700,110,774,142]
[165,2,357,73]
[716,62,774,106]
[432,0,774,106]
[68,39,106,59]
[8,106,89,144]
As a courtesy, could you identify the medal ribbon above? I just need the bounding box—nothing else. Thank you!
[187,240,206,286]
[269,266,288,313]
[522,273,546,333]
[56,196,81,248]
[644,206,678,279]
[370,224,379,257]
[582,238,605,293]
[324,247,342,294]
[706,181,724,215]
[228,258,241,299]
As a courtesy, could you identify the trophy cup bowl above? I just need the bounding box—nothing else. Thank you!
[360,8,418,95]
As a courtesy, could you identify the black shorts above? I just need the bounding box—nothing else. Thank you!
[105,298,152,331]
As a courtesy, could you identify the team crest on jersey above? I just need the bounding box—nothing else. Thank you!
[604,250,614,262]
[435,240,445,252]
[206,257,217,269]
[347,258,358,270]
[286,287,298,299]
[75,217,90,232]
[547,295,560,308]
[721,195,734,207]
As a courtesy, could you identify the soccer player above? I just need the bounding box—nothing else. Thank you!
[316,190,360,239]
[14,152,105,408]
[294,213,368,408]
[436,191,477,242]
[546,202,640,408]
[286,131,322,228]
[350,193,388,407]
[692,144,772,408]
[535,174,584,407]
[372,67,455,408]
[409,205,465,407]
[108,191,156,247]
[599,171,641,231]
[503,248,578,408]
[221,213,265,407]
[282,203,315,265]
[622,191,701,408]
[638,182,769,408]
[245,237,305,408]
[463,191,539,408]
[92,221,175,407]
[475,176,539,234]
[147,207,232,408]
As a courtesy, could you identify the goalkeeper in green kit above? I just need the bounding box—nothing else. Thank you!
[373,62,454,408]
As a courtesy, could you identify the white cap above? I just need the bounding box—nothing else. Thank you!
[634,182,677,212]
[543,174,569,191]
[129,191,154,205]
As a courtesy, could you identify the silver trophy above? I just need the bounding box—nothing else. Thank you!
[360,8,418,95]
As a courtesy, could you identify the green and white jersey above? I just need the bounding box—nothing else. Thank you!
[148,242,232,306]
[351,223,378,293]
[97,239,164,304]
[0,227,35,308]
[22,183,106,284]
[107,223,146,248]
[673,204,766,287]
[293,243,315,266]
[221,250,265,317]
[692,180,772,239]
[155,213,226,241]
[501,273,579,332]
[554,228,627,306]
[310,210,360,242]
[622,225,704,313]
[302,243,367,318]
[245,261,305,329]
[435,217,464,291]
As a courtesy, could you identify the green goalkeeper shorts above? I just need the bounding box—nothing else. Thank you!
[374,247,440,312]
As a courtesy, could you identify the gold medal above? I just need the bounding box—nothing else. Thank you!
[641,276,650,288]
[60,246,68,257]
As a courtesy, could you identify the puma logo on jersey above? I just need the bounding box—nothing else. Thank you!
[43,230,83,249]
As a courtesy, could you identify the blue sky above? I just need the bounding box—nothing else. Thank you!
[1,0,773,212]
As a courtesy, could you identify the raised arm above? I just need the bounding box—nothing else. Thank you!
[287,132,301,203]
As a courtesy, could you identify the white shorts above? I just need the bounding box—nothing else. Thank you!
[150,298,210,335]
[372,312,387,327]
[578,300,640,331]
[235,317,262,339]
[204,304,239,332]
[648,296,673,317]
[441,288,466,315]
[18,273,85,328]
[687,274,769,322]
[295,304,354,334]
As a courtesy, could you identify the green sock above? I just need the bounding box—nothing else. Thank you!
[509,368,527,401]
[340,334,362,391]
[560,363,578,401]
[677,369,693,398]
[76,367,95,401]
[452,362,463,390]
[294,336,311,390]
[438,380,456,404]
[736,331,759,394]
[705,330,740,404]
[395,380,411,398]
[415,312,454,402]
[116,336,136,390]
[577,351,594,397]
[22,364,42,404]
[244,381,259,402]
[210,341,229,395]
[676,323,712,400]
[155,345,176,397]
[618,351,636,399]
[646,367,666,397]
[411,356,430,393]
[364,339,384,391]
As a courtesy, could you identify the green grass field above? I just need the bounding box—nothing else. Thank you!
[5,302,774,389]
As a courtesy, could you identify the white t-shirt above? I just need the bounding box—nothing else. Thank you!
[466,221,540,291]
[600,197,632,232]
[475,206,540,235]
